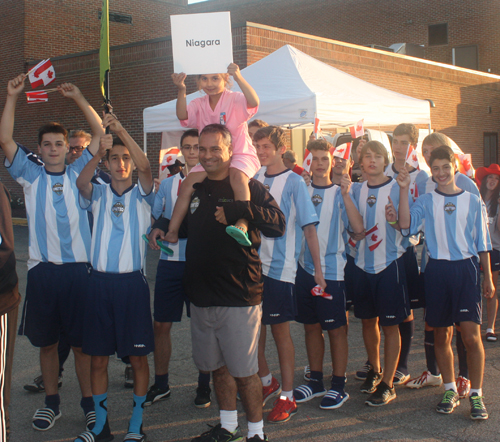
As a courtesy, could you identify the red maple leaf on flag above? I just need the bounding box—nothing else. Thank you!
[166,156,172,163]
[307,159,311,166]
[338,148,345,154]
[356,124,362,131]
[371,234,378,242]
[412,154,417,162]
[463,158,471,169]
[47,71,53,79]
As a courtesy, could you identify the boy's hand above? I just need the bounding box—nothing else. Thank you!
[98,134,113,159]
[483,275,494,299]
[58,83,83,100]
[314,273,327,291]
[154,178,161,193]
[215,206,227,225]
[227,63,241,80]
[385,196,397,224]
[397,166,411,189]
[340,173,352,195]
[102,112,124,133]
[172,73,187,91]
[7,74,26,97]
[148,228,165,251]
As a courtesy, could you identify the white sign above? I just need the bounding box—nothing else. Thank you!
[171,12,233,75]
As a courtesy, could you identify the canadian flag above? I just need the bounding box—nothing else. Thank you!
[348,237,357,248]
[405,145,420,169]
[349,119,364,139]
[366,224,383,251]
[26,91,48,104]
[28,59,56,89]
[314,118,321,139]
[303,149,313,172]
[333,142,352,160]
[160,148,181,172]
[455,153,474,178]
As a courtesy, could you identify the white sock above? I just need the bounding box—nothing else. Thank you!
[260,373,272,387]
[247,420,264,439]
[470,388,482,396]
[280,390,293,400]
[220,410,238,433]
[444,382,457,393]
[486,328,493,334]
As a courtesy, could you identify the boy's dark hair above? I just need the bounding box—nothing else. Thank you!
[429,145,455,168]
[359,140,390,166]
[393,123,418,145]
[200,124,232,148]
[253,126,286,150]
[248,119,269,129]
[104,137,128,161]
[38,122,68,145]
[180,129,199,147]
[307,138,331,152]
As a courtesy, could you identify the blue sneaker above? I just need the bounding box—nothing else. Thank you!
[293,381,326,403]
[320,389,349,409]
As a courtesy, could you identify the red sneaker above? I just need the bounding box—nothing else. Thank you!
[262,377,281,406]
[457,376,471,399]
[267,396,297,423]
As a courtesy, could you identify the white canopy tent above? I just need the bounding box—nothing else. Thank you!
[143,44,431,152]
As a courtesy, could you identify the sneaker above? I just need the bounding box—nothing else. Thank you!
[320,389,349,409]
[365,381,396,406]
[194,385,212,408]
[486,331,498,342]
[262,377,281,406]
[406,371,442,389]
[191,423,243,442]
[124,365,134,389]
[436,389,460,414]
[293,381,326,403]
[303,365,311,381]
[144,384,171,406]
[355,361,371,380]
[267,397,297,424]
[360,368,382,394]
[24,374,63,393]
[392,370,410,386]
[469,393,488,420]
[457,376,471,399]
[247,436,268,442]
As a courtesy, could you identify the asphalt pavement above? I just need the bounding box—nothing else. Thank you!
[9,225,500,442]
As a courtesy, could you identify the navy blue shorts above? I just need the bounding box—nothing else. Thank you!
[352,257,410,326]
[344,254,356,310]
[403,246,425,309]
[424,258,482,327]
[19,262,90,348]
[262,275,297,325]
[153,260,190,323]
[83,270,154,358]
[490,249,500,272]
[295,265,347,330]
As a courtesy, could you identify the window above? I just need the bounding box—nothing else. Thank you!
[484,133,498,166]
[453,46,478,70]
[98,11,132,24]
[428,23,448,46]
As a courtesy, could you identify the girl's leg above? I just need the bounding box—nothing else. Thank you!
[226,168,252,246]
[487,270,499,332]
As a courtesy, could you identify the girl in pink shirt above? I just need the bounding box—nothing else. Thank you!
[166,63,260,246]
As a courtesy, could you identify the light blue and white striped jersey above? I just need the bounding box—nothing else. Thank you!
[385,163,429,201]
[6,144,92,270]
[405,190,490,261]
[299,184,352,281]
[81,182,155,273]
[345,182,362,258]
[422,171,480,197]
[352,177,409,274]
[254,168,319,283]
[152,172,186,261]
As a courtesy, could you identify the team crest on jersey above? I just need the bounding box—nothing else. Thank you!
[52,183,63,195]
[367,195,377,207]
[264,184,270,191]
[190,196,200,214]
[112,202,125,217]
[312,194,323,206]
[444,202,456,215]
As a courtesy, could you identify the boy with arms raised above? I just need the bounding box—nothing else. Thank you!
[253,126,325,423]
[0,74,102,431]
[75,113,155,442]
[393,145,493,419]
[293,140,363,409]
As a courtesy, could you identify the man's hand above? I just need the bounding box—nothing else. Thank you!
[227,63,241,80]
[7,74,26,97]
[340,173,352,195]
[98,134,112,159]
[483,275,495,299]
[385,196,397,224]
[172,73,187,91]
[215,206,228,225]
[57,82,83,100]
[301,169,311,186]
[102,112,124,134]
[396,166,411,189]
[154,178,161,193]
[148,228,165,251]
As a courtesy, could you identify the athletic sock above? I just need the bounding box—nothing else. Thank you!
[247,420,264,439]
[260,373,272,387]
[220,409,238,433]
[155,373,169,390]
[397,320,414,375]
[456,331,468,379]
[80,396,94,415]
[486,328,494,334]
[308,370,324,391]
[444,382,457,393]
[198,371,210,388]
[330,375,346,392]
[128,394,146,434]
[470,388,482,396]
[92,392,108,435]
[45,394,60,414]
[424,330,440,376]
[281,390,293,400]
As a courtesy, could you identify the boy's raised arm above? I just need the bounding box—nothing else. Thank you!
[77,134,110,200]
[397,166,411,229]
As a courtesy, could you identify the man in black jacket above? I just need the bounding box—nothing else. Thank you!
[150,124,285,442]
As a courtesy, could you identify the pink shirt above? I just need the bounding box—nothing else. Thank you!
[180,89,260,178]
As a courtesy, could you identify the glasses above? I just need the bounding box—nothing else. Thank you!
[69,146,86,152]
[181,145,199,151]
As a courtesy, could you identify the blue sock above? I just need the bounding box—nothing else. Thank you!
[424,330,439,375]
[331,375,346,392]
[80,396,94,415]
[309,371,324,390]
[128,394,146,434]
[198,372,210,387]
[92,393,108,435]
[155,373,169,390]
[397,320,414,375]
[45,394,60,414]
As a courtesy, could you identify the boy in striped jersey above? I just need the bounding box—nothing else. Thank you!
[0,75,103,432]
[75,113,155,442]
[394,145,493,420]
[293,141,364,409]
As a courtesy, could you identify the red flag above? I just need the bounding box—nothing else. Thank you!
[455,153,474,178]
[349,119,364,139]
[405,145,419,169]
[333,142,352,160]
[28,59,56,89]
[314,118,321,139]
[302,149,313,172]
[26,91,49,104]
[311,285,332,300]
[366,225,383,251]
[348,237,357,248]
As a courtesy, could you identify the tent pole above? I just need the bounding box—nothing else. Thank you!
[144,132,148,156]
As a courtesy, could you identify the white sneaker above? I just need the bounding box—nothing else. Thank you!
[406,370,442,389]
[393,370,410,386]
